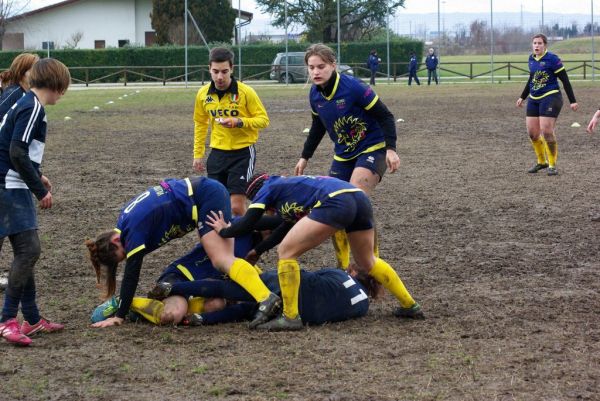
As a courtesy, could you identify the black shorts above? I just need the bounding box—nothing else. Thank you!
[206,146,256,195]
[526,93,563,118]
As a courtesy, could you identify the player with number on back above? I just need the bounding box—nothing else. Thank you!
[85,177,281,329]
[206,173,424,331]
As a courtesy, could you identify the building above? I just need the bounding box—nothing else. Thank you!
[2,0,253,51]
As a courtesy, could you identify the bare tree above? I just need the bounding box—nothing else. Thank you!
[64,30,83,49]
[0,0,30,50]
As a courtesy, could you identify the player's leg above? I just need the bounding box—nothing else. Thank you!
[540,95,562,175]
[226,146,255,216]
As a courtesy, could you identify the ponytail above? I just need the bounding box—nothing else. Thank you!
[85,230,120,299]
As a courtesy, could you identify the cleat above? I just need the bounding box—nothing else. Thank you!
[21,317,64,336]
[528,163,549,173]
[147,282,172,300]
[128,310,142,323]
[187,313,205,326]
[248,293,281,329]
[393,303,425,320]
[547,167,558,176]
[0,318,31,346]
[90,296,119,323]
[256,314,303,331]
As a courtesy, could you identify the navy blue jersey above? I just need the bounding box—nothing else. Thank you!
[249,175,361,223]
[0,91,46,190]
[309,74,386,161]
[0,84,25,120]
[115,178,204,258]
[528,50,564,99]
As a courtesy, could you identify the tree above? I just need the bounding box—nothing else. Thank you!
[0,0,29,50]
[151,0,236,45]
[255,0,405,43]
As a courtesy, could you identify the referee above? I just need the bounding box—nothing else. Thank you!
[193,47,269,216]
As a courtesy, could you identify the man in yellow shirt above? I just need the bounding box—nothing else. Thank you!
[193,47,270,216]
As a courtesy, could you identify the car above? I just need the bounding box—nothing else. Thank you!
[269,52,354,83]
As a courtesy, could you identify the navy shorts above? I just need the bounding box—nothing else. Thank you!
[207,146,255,195]
[329,148,387,183]
[191,177,232,237]
[0,188,37,237]
[526,93,563,118]
[308,190,374,232]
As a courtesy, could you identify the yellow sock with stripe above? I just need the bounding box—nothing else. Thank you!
[228,258,271,302]
[530,137,547,164]
[186,297,205,314]
[373,229,380,258]
[332,230,350,269]
[130,297,165,325]
[368,258,416,308]
[545,141,558,168]
[278,259,300,319]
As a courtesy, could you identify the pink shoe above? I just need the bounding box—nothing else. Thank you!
[0,318,32,346]
[21,317,64,337]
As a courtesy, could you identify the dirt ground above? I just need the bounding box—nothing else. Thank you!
[1,82,600,401]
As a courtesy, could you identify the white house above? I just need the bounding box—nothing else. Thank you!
[3,0,254,51]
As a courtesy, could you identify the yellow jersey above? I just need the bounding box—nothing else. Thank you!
[193,78,269,159]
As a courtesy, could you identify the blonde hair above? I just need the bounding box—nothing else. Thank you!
[304,43,337,65]
[0,53,40,89]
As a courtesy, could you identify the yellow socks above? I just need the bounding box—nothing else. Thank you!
[278,259,300,319]
[530,137,547,164]
[332,230,350,269]
[229,258,271,302]
[130,297,165,325]
[369,258,416,308]
[187,297,205,314]
[545,141,558,168]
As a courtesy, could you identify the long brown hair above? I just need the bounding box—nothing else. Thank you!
[0,53,40,90]
[85,230,120,298]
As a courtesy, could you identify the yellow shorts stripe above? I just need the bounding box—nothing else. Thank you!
[333,142,386,161]
[249,203,266,209]
[176,264,195,281]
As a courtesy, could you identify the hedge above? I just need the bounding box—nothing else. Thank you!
[0,39,423,83]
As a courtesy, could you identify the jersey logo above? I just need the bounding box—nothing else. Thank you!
[239,175,245,180]
[231,94,239,103]
[366,155,375,163]
[279,202,307,222]
[205,95,214,103]
[532,70,550,91]
[333,115,367,153]
[335,99,346,110]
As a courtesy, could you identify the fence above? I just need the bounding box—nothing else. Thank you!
[68,61,600,86]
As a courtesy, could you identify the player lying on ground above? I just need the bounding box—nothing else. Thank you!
[207,173,424,331]
[85,177,281,329]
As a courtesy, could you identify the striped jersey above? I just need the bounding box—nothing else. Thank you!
[0,84,26,120]
[310,73,386,161]
[0,91,47,190]
[527,50,565,99]
[249,175,362,222]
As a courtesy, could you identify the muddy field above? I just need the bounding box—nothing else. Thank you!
[1,82,600,401]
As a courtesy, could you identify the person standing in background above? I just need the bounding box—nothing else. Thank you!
[425,48,439,85]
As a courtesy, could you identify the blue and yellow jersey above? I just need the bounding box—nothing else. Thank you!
[0,91,46,190]
[309,73,386,161]
[193,78,269,158]
[115,178,200,258]
[528,50,564,99]
[249,175,362,223]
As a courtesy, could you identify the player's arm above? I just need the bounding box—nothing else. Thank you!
[9,141,47,200]
[556,69,577,105]
[253,214,284,231]
[518,73,533,103]
[365,99,396,151]
[296,113,327,175]
[193,90,209,162]
[239,87,269,129]
[253,220,294,256]
[115,251,146,319]
[209,207,265,238]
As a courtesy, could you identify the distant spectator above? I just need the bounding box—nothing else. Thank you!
[408,51,420,86]
[425,48,439,85]
[367,49,381,86]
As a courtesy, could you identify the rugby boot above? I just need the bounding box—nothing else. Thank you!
[147,282,172,300]
[0,318,31,346]
[21,317,64,336]
[256,314,303,331]
[393,303,425,320]
[187,313,205,326]
[547,167,558,176]
[528,163,548,173]
[248,292,281,329]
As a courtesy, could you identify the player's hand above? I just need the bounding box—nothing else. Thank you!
[41,175,52,192]
[386,149,401,173]
[193,158,205,173]
[91,316,124,328]
[294,158,308,176]
[570,103,579,112]
[587,110,600,134]
[244,249,260,265]
[216,117,240,128]
[516,98,524,108]
[39,192,52,209]
[205,210,231,234]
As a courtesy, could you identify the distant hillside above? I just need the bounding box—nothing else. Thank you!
[549,36,599,54]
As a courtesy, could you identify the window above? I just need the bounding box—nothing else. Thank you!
[42,41,55,50]
[94,40,105,49]
[118,39,130,48]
